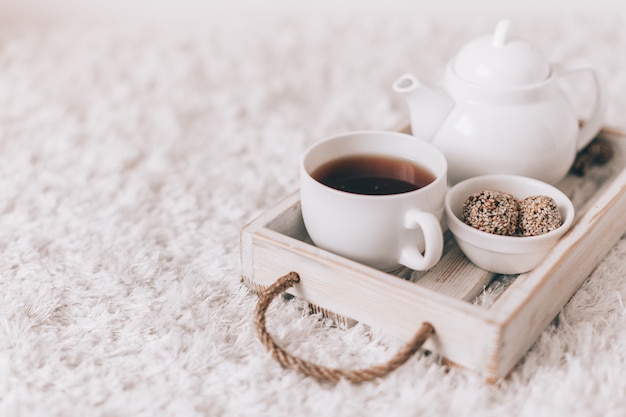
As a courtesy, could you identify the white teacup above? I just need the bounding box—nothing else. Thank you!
[300,131,447,271]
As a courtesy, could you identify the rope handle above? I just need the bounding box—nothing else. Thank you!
[254,271,435,384]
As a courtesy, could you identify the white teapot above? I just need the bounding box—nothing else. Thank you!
[393,20,607,185]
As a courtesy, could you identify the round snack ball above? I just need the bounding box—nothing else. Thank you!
[518,195,562,236]
[462,190,519,236]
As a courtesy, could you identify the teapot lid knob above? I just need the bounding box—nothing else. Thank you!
[452,19,550,87]
[491,19,511,47]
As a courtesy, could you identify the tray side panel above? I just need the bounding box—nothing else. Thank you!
[246,227,503,377]
[491,169,626,380]
[241,192,301,280]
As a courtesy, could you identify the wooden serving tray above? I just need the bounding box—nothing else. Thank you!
[240,126,626,383]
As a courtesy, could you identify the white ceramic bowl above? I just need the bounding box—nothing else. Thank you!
[444,174,575,274]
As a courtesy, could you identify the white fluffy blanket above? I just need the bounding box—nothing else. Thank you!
[0,5,625,416]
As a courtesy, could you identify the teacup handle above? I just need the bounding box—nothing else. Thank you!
[555,58,608,151]
[398,210,444,271]
[255,272,435,383]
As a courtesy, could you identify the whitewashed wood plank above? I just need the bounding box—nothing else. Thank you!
[489,167,626,380]
[248,227,501,374]
[411,231,495,301]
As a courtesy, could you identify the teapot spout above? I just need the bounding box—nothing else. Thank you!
[393,73,454,141]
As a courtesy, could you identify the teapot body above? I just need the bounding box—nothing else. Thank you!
[395,19,607,186]
[430,64,579,185]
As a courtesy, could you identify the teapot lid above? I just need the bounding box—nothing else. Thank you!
[452,20,550,87]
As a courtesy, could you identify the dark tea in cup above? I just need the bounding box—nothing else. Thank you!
[311,155,435,195]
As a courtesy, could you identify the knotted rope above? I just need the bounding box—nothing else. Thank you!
[254,271,434,383]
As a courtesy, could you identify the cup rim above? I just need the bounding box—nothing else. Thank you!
[301,130,448,200]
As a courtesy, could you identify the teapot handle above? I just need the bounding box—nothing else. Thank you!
[555,59,608,151]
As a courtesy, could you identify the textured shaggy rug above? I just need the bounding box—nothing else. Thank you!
[0,3,625,416]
